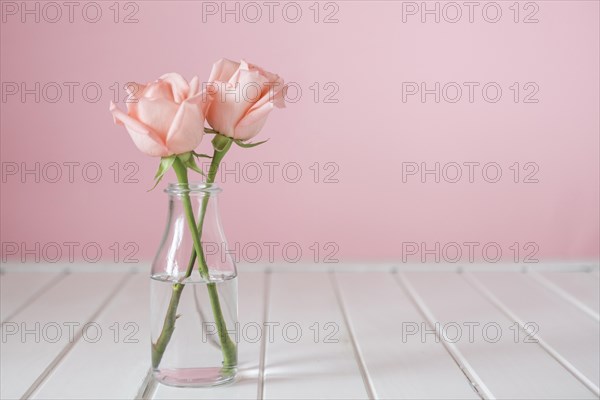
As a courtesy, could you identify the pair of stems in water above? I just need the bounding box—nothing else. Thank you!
[152,138,236,369]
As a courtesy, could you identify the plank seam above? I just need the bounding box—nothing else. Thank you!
[20,272,134,400]
[526,271,600,322]
[1,269,69,324]
[395,272,491,400]
[257,268,272,400]
[463,272,600,398]
[330,271,376,400]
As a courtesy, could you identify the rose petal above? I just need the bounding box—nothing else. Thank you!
[206,82,252,137]
[143,80,174,102]
[247,61,280,85]
[124,81,147,100]
[271,78,287,108]
[159,73,190,103]
[110,102,169,157]
[166,93,206,154]
[122,82,146,115]
[237,67,269,100]
[234,101,274,141]
[199,89,214,115]
[252,64,286,108]
[205,59,285,139]
[247,76,286,115]
[136,97,179,141]
[227,60,249,85]
[208,58,241,85]
[189,76,199,97]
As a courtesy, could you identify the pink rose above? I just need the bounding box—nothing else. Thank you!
[110,73,206,157]
[205,59,285,141]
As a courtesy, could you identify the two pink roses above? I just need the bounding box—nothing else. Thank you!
[110,59,286,157]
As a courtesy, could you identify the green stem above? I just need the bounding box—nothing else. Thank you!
[171,157,209,278]
[152,138,236,369]
[151,282,183,368]
[184,137,232,279]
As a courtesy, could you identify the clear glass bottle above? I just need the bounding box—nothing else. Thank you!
[150,183,238,387]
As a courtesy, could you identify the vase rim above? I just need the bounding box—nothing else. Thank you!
[165,182,222,195]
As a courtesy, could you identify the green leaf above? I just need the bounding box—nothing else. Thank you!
[148,156,176,192]
[234,138,269,148]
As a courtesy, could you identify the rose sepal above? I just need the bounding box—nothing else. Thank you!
[233,138,269,148]
[148,155,177,191]
[212,134,233,152]
[179,152,206,176]
[148,151,210,191]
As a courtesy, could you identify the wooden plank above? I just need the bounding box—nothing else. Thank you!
[2,266,598,399]
[403,271,597,399]
[30,273,149,399]
[262,272,367,399]
[335,272,479,399]
[468,272,600,396]
[535,271,600,315]
[1,270,67,322]
[0,272,129,400]
[153,271,267,399]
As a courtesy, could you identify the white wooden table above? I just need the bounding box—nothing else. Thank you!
[1,263,599,400]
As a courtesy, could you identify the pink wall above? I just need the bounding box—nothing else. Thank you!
[1,1,598,265]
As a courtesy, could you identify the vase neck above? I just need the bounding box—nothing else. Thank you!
[165,182,222,197]
[152,182,236,281]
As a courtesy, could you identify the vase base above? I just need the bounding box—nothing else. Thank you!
[154,367,237,388]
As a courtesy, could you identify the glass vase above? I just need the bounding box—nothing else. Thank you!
[150,182,238,387]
